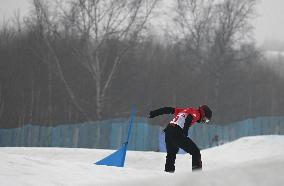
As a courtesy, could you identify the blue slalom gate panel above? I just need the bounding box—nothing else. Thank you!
[95,143,128,167]
[95,107,135,167]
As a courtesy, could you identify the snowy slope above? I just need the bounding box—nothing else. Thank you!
[1,135,284,186]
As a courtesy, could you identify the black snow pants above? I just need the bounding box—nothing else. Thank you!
[164,124,202,172]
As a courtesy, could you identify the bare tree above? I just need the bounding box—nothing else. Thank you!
[209,0,258,115]
[26,0,92,122]
[175,0,215,67]
[173,0,258,117]
[0,85,4,120]
[58,0,159,119]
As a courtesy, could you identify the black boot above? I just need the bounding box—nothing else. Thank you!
[192,158,202,171]
[165,163,175,173]
[165,169,175,173]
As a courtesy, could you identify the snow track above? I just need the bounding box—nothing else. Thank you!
[1,135,284,186]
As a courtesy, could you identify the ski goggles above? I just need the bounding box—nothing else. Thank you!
[202,117,210,123]
[204,118,210,123]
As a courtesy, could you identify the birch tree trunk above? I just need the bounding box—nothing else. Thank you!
[61,0,159,119]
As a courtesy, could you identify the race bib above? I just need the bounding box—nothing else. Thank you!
[170,112,187,128]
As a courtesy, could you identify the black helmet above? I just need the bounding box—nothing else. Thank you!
[199,105,212,123]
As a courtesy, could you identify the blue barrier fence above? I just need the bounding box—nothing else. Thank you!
[1,117,284,151]
[0,118,159,151]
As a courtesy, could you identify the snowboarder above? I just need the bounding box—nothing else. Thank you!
[149,105,212,172]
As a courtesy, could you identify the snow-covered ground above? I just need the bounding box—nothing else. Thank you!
[1,135,284,186]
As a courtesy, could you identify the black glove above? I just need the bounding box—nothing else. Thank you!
[149,111,156,118]
[182,115,192,137]
[182,129,188,137]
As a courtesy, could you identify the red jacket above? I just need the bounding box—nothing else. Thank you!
[170,107,201,128]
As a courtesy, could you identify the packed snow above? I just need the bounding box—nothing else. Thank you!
[1,135,284,186]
